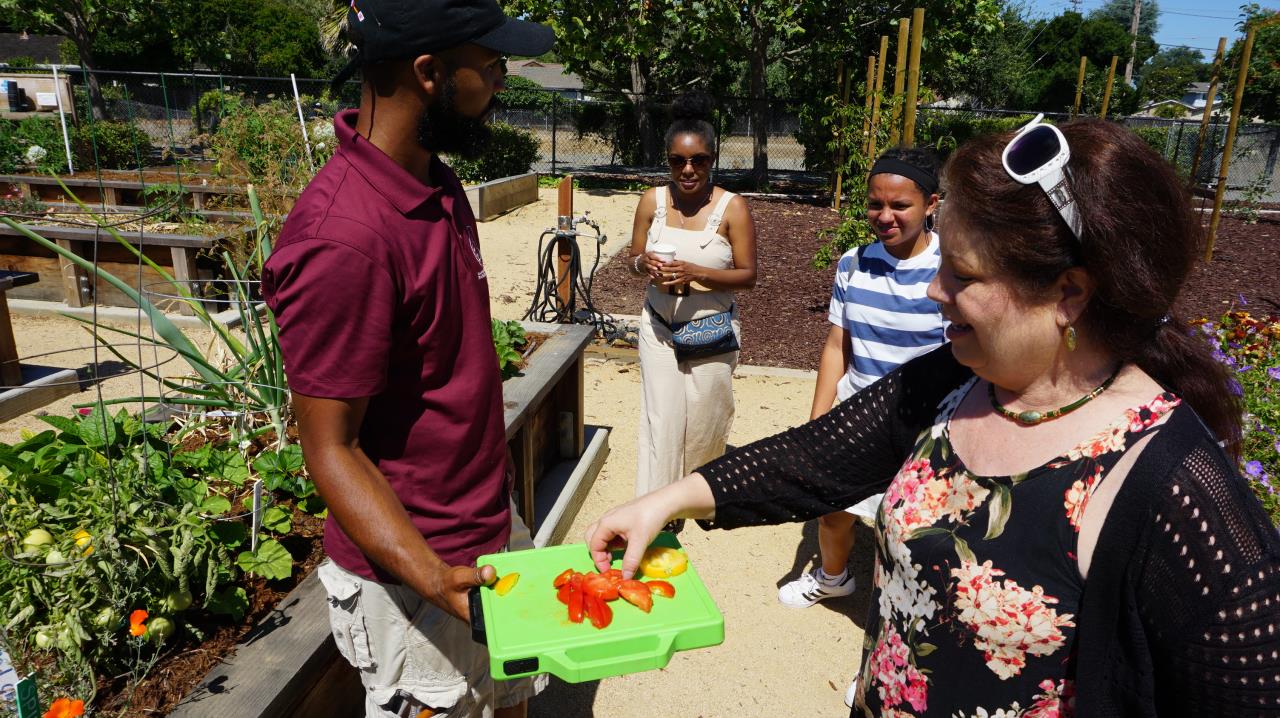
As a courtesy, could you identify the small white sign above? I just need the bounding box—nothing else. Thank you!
[0,648,17,705]
[34,92,58,109]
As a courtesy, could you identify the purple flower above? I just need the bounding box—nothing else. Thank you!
[1268,366,1280,381]
[1199,323,1216,336]
[1238,294,1249,306]
[1275,439,1280,455]
[1246,460,1264,477]
[1229,378,1244,396]
[1238,365,1253,373]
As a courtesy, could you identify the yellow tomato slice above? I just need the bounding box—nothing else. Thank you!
[639,547,688,579]
[494,572,520,596]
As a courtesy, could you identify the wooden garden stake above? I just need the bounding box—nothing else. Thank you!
[861,55,876,157]
[833,60,848,210]
[1190,37,1228,185]
[555,175,574,314]
[868,35,890,160]
[1099,56,1118,119]
[1071,57,1087,119]
[889,17,910,145]
[903,7,925,146]
[1207,14,1280,261]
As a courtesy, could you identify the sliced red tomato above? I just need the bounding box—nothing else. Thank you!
[585,593,613,629]
[646,580,676,598]
[566,584,584,623]
[618,580,653,613]
[583,573,619,601]
[553,568,577,588]
[603,569,624,586]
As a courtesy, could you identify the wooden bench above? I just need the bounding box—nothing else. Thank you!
[0,173,251,212]
[0,222,219,314]
[0,270,81,422]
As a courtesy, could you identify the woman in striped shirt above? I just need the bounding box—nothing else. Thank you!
[777,147,946,613]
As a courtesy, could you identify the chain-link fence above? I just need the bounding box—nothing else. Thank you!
[1,66,1277,202]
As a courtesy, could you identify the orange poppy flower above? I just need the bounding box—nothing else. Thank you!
[42,696,85,718]
[128,609,148,637]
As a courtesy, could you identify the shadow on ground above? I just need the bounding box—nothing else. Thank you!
[780,518,878,632]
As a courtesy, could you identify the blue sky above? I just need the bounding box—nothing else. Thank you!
[1022,0,1250,60]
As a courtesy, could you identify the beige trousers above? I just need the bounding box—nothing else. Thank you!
[636,305,738,496]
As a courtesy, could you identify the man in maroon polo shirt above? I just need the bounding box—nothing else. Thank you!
[260,1,553,716]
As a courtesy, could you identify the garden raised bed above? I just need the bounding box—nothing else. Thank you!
[168,321,608,718]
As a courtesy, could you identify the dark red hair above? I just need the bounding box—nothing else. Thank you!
[942,119,1242,457]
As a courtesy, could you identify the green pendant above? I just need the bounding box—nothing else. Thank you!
[1017,410,1043,424]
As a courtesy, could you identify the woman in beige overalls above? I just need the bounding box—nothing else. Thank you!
[627,93,758,518]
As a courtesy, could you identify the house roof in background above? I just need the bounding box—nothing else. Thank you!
[506,59,583,90]
[0,33,63,64]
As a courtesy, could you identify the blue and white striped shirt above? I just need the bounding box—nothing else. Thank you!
[829,233,947,401]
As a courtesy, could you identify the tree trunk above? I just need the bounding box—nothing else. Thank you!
[748,22,769,188]
[630,57,657,166]
[68,24,108,120]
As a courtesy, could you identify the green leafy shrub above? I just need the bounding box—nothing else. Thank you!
[500,76,557,114]
[917,113,1034,161]
[208,93,315,188]
[0,116,70,173]
[1128,125,1168,155]
[7,55,35,69]
[447,122,540,183]
[72,120,151,170]
[1195,306,1280,525]
[492,319,528,379]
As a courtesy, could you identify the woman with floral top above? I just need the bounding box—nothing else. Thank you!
[585,118,1280,716]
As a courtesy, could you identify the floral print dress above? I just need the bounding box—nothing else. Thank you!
[855,377,1182,718]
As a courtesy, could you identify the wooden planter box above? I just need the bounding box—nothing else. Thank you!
[0,222,223,314]
[169,322,608,718]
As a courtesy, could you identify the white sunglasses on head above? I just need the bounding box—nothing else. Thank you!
[1001,113,1082,240]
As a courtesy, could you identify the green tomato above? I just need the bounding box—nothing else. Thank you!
[55,627,78,651]
[93,607,118,628]
[160,588,193,613]
[33,630,53,649]
[146,616,175,642]
[44,549,66,566]
[22,528,53,551]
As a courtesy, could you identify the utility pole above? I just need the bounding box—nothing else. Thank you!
[1124,0,1142,85]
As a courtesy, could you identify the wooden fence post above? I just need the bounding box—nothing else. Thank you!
[1099,56,1118,119]
[889,17,910,146]
[833,61,849,211]
[868,35,890,160]
[1071,57,1087,119]
[861,55,876,156]
[903,7,925,146]
[1190,37,1228,185]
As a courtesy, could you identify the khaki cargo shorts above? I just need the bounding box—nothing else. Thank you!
[317,508,546,717]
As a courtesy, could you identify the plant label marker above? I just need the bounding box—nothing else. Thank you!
[251,478,264,553]
[13,675,38,718]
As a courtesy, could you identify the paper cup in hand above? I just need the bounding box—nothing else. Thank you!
[650,243,677,265]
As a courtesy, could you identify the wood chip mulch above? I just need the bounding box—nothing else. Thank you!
[590,198,1280,371]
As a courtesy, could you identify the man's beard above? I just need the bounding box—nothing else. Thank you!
[416,75,496,159]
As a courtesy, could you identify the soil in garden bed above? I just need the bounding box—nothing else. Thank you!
[589,197,1280,370]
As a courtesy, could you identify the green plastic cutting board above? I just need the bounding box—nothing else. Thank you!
[473,533,723,683]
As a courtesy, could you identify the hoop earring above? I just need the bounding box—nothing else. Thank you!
[1064,325,1078,352]
[924,213,936,233]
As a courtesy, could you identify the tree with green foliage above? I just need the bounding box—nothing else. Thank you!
[1090,0,1160,40]
[169,0,327,77]
[0,0,149,118]
[1139,46,1208,104]
[1222,4,1280,123]
[1021,10,1152,114]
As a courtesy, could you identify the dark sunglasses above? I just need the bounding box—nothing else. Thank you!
[667,153,713,169]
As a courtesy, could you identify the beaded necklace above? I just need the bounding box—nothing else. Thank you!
[989,365,1122,425]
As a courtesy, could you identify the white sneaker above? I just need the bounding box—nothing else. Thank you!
[777,568,855,608]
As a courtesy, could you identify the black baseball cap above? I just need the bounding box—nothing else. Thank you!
[336,0,554,84]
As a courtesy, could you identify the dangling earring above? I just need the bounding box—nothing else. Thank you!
[1064,325,1078,352]
[924,213,936,233]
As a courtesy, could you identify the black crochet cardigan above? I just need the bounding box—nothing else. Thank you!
[695,347,1280,716]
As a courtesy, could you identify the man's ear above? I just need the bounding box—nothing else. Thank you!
[411,54,447,100]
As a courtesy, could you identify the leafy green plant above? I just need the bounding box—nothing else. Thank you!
[2,183,291,448]
[0,400,317,706]
[1227,176,1270,225]
[448,122,541,183]
[500,75,558,114]
[1196,306,1280,525]
[0,116,70,173]
[72,119,150,171]
[492,319,528,379]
